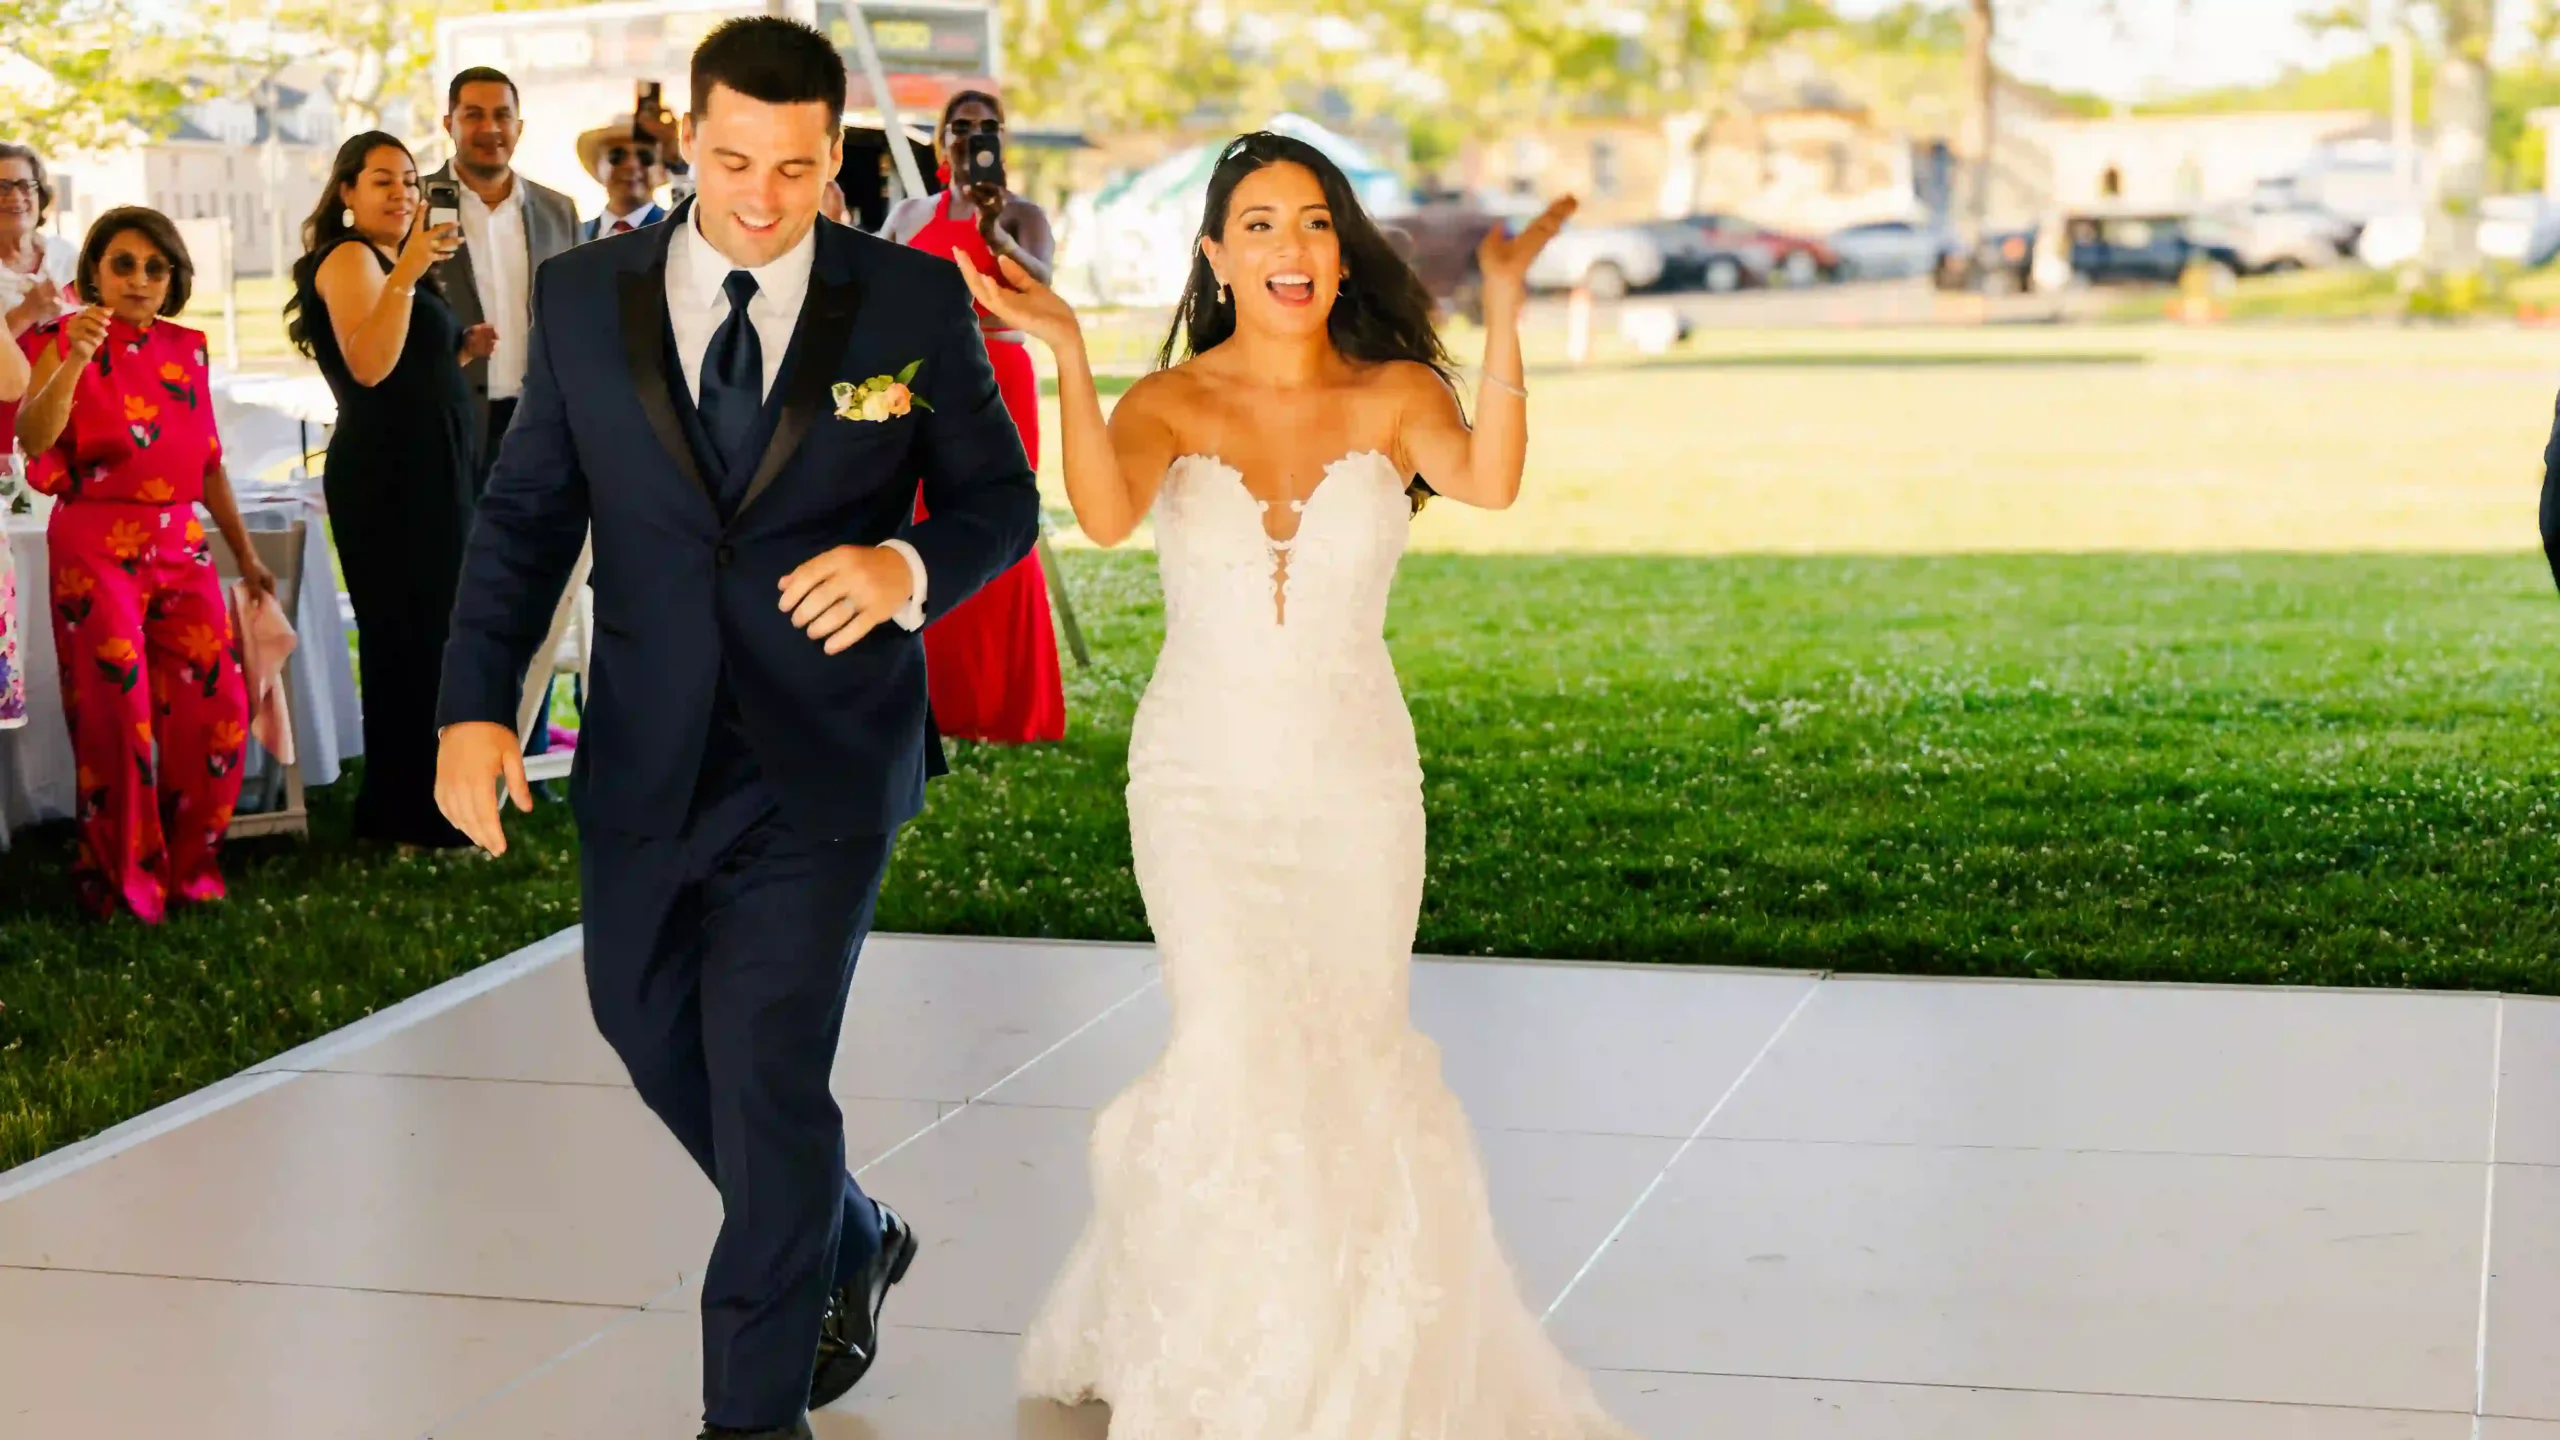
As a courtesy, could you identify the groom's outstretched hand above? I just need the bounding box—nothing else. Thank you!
[780,545,913,655]
[435,721,534,856]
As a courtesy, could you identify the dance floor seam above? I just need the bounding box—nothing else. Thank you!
[2,928,2548,1438]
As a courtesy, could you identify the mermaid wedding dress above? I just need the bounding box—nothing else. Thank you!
[1017,450,1639,1439]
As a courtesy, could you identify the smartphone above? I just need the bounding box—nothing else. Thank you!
[424,178,461,232]
[635,80,664,141]
[961,131,1004,193]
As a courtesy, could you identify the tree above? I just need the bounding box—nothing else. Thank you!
[2302,1,2501,284]
[998,0,1263,133]
[233,0,592,142]
[0,0,199,155]
[1314,0,1835,215]
[1961,0,1992,248]
[2423,0,2497,277]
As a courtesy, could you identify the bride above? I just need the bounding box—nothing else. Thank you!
[958,131,1634,1439]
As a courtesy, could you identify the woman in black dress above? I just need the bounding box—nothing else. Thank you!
[286,132,494,849]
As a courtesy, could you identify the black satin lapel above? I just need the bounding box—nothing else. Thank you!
[731,272,863,521]
[618,266,713,508]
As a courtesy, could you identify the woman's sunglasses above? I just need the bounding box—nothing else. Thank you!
[106,253,172,282]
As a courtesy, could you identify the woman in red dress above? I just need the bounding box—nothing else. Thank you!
[14,208,271,922]
[882,90,1067,745]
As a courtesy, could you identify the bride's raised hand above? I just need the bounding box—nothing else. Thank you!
[1476,195,1578,314]
[958,252,1082,354]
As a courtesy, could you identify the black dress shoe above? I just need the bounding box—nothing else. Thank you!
[809,1199,919,1408]
[699,1419,814,1440]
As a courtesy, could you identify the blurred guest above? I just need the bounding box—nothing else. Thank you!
[0,294,25,734]
[14,208,268,921]
[2,142,75,520]
[0,144,75,342]
[425,67,576,503]
[882,89,1065,744]
[576,119,669,241]
[820,179,850,226]
[0,141,46,734]
[285,132,479,850]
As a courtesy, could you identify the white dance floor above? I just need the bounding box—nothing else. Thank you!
[0,930,2550,1439]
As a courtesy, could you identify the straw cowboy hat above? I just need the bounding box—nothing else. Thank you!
[575,118,671,179]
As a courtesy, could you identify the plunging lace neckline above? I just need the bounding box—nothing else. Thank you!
[1164,450,1399,626]
[1169,449,1394,548]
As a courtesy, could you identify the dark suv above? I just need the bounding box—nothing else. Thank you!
[2061,211,2247,285]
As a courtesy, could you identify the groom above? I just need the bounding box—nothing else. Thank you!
[432,17,1037,1439]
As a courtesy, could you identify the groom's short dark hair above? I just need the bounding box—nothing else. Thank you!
[691,16,847,126]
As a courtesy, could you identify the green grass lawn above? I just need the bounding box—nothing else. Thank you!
[10,546,2560,1166]
[8,325,2560,1168]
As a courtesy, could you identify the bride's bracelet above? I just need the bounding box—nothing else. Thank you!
[1479,370,1527,399]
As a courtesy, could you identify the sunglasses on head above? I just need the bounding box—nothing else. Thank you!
[605,146,658,169]
[106,253,172,282]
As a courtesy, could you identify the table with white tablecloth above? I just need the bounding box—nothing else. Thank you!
[0,497,363,847]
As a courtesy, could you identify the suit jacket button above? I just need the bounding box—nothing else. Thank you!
[715,543,735,568]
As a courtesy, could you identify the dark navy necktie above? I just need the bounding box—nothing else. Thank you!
[699,268,763,502]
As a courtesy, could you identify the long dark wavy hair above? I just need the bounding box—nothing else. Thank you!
[1159,133,1454,509]
[285,131,428,359]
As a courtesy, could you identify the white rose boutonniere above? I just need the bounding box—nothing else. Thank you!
[833,360,930,423]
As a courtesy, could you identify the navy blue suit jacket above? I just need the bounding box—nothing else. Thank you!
[2544,390,2560,595]
[435,209,1039,839]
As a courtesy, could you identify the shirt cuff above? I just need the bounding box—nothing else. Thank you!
[880,538,928,631]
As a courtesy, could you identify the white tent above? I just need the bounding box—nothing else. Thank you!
[1057,114,1411,309]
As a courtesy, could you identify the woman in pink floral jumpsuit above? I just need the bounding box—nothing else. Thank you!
[15,208,272,922]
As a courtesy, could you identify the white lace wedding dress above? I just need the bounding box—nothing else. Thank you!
[1017,450,1639,1439]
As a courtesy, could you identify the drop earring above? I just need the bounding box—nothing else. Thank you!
[1218,278,1230,304]
[341,207,354,227]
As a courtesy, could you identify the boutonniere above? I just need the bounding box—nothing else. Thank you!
[834,360,930,423]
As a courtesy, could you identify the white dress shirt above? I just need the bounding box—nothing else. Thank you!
[459,176,531,401]
[665,211,926,630]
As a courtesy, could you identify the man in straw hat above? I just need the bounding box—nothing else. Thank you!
[577,115,672,242]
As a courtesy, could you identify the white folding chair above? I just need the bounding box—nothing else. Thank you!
[209,521,310,840]
[517,533,593,784]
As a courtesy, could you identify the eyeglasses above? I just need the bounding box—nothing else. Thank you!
[0,180,37,198]
[106,253,172,282]
[604,146,658,169]
[947,118,999,137]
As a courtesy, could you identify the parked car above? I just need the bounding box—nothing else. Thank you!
[2055,211,2247,286]
[1826,219,1956,280]
[2196,192,2357,274]
[1935,225,2037,293]
[2358,193,2560,269]
[1637,218,1770,293]
[1686,213,1841,285]
[1380,190,1506,320]
[1523,221,1668,299]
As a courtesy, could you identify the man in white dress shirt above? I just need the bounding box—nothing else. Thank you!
[431,19,1036,1438]
[424,66,578,504]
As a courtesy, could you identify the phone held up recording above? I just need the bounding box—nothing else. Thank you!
[634,80,665,142]
[961,131,1004,194]
[424,179,461,233]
